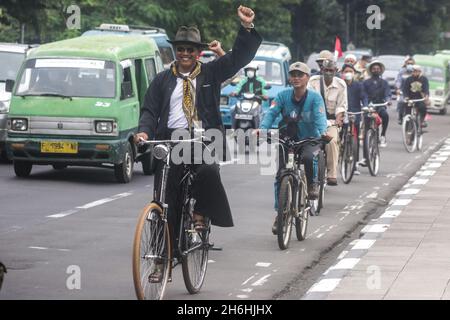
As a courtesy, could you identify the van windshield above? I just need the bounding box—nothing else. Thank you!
[0,51,25,81]
[15,58,116,98]
[421,66,445,82]
[235,60,283,85]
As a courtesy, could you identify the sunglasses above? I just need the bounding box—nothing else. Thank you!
[176,46,196,53]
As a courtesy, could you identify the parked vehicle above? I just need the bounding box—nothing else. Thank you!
[0,43,35,160]
[6,35,165,182]
[220,41,291,128]
[82,23,174,69]
[413,54,449,115]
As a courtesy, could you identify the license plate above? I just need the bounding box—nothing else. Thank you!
[41,141,78,154]
[235,114,253,120]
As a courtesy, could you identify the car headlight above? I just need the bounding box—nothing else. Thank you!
[95,120,114,133]
[435,90,444,96]
[153,144,169,160]
[0,100,10,114]
[10,118,28,131]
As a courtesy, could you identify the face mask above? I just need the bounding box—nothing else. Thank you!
[344,72,353,81]
[406,65,414,72]
[372,71,381,77]
[247,71,255,79]
[323,71,334,80]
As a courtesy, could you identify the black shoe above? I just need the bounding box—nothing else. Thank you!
[272,216,278,235]
[327,178,338,186]
[308,183,319,200]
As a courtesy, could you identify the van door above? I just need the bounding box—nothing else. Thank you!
[133,58,149,108]
[120,59,139,128]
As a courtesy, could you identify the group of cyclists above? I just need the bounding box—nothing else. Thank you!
[132,4,432,299]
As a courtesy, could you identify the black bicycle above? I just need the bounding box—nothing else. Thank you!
[360,102,387,176]
[339,111,362,184]
[132,136,213,300]
[402,98,426,153]
[274,136,328,250]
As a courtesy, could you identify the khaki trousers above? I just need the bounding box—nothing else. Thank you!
[325,125,340,179]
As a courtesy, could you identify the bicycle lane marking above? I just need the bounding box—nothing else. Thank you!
[46,191,134,218]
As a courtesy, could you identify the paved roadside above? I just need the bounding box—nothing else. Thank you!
[303,138,450,300]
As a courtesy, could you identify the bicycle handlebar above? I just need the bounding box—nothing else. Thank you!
[138,136,212,146]
[368,101,389,107]
[406,98,426,103]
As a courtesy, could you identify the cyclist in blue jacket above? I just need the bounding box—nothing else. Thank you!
[259,61,328,235]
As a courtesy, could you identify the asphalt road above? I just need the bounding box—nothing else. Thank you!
[0,104,449,299]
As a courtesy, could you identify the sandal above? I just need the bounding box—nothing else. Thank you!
[148,264,164,283]
[194,219,207,232]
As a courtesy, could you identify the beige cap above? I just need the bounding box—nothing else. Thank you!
[316,50,334,62]
[289,61,311,76]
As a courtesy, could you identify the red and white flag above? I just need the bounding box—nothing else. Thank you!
[334,36,343,60]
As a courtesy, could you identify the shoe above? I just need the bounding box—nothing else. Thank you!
[354,166,361,175]
[380,136,387,148]
[327,177,338,186]
[308,183,319,200]
[398,119,402,125]
[148,264,164,283]
[272,216,278,235]
[358,159,368,167]
[421,121,428,128]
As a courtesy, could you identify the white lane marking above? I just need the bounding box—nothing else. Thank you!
[361,224,389,233]
[208,260,216,264]
[29,246,70,252]
[251,274,271,286]
[380,210,402,219]
[307,278,341,293]
[392,199,412,206]
[76,192,133,209]
[397,188,420,195]
[241,274,258,286]
[47,209,79,218]
[413,179,429,185]
[237,295,249,299]
[429,157,448,162]
[255,262,272,267]
[316,233,325,239]
[219,158,239,166]
[337,250,348,260]
[241,288,253,293]
[366,192,378,199]
[330,258,360,270]
[352,239,376,250]
[419,170,436,176]
[29,246,48,250]
[424,163,442,168]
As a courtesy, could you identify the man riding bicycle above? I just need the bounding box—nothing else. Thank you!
[308,59,348,186]
[259,62,328,235]
[362,60,391,149]
[402,64,430,128]
[135,5,261,249]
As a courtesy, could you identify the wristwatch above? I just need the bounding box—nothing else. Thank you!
[241,21,254,31]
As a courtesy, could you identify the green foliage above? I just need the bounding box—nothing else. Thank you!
[0,0,449,58]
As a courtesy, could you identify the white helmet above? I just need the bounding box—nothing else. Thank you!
[244,61,259,71]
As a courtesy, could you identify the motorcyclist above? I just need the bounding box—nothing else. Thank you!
[259,61,328,235]
[402,64,430,128]
[230,62,269,100]
[396,56,415,124]
[362,60,391,149]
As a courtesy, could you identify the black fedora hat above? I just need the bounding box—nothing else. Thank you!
[168,26,208,48]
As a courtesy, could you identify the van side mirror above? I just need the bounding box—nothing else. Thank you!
[121,81,133,100]
[5,79,15,93]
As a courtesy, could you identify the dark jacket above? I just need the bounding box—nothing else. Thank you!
[347,80,368,112]
[138,26,262,140]
[363,76,391,104]
[403,75,429,100]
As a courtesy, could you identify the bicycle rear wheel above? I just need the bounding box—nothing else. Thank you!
[132,203,171,300]
[340,132,356,184]
[277,175,294,250]
[181,210,210,294]
[365,128,380,176]
[402,115,417,153]
[295,172,309,241]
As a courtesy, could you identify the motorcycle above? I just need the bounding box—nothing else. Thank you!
[231,92,266,153]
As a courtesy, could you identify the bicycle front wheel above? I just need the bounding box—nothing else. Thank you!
[295,172,309,241]
[340,132,356,184]
[181,211,210,294]
[132,203,171,300]
[365,128,380,176]
[402,115,417,153]
[277,175,295,250]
